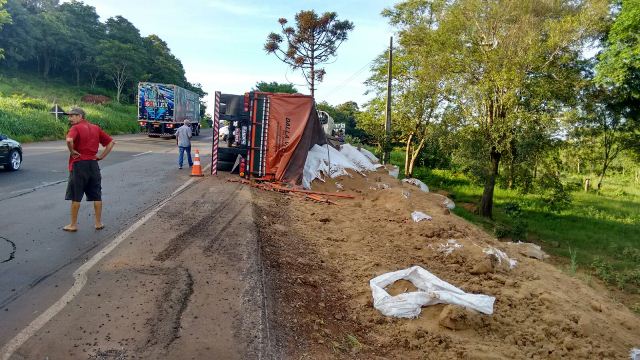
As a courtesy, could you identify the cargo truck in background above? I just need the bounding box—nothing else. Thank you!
[137,82,201,138]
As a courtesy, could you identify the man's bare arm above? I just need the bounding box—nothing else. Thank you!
[97,141,116,160]
[66,137,80,158]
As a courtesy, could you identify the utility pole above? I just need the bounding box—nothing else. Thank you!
[384,36,393,164]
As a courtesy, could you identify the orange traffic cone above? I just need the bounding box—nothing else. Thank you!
[190,149,204,177]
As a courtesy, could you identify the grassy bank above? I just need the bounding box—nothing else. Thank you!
[0,73,138,142]
[390,151,640,295]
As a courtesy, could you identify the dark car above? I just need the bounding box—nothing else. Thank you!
[0,134,22,171]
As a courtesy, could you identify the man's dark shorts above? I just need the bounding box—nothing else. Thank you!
[65,160,102,202]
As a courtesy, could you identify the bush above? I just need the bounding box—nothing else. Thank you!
[543,187,572,212]
[494,223,512,239]
[19,97,49,111]
[503,201,522,216]
[509,219,527,240]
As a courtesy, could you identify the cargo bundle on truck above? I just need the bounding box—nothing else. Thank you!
[212,91,327,185]
[137,82,201,138]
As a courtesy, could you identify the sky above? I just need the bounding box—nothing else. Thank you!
[64,0,397,115]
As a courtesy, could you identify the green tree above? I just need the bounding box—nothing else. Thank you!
[96,39,144,102]
[104,15,142,46]
[264,10,354,97]
[393,0,607,218]
[0,0,12,59]
[356,97,394,152]
[0,0,37,68]
[596,0,640,100]
[142,34,187,85]
[369,1,453,177]
[254,81,298,93]
[595,0,640,160]
[57,1,104,86]
[568,86,634,190]
[29,5,69,78]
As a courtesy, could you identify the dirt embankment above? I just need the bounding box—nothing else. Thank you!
[253,168,640,359]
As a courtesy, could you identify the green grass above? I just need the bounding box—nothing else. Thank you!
[0,73,138,142]
[391,150,640,293]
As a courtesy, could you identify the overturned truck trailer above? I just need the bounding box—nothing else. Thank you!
[212,92,327,184]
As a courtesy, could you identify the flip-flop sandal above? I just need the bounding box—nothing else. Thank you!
[95,225,105,230]
[63,226,77,232]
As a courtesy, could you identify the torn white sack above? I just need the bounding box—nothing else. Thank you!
[340,143,382,172]
[358,147,380,164]
[370,266,495,318]
[302,144,363,189]
[438,239,463,255]
[402,178,429,192]
[411,211,432,222]
[483,247,517,269]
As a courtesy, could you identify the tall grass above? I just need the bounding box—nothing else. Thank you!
[0,73,138,142]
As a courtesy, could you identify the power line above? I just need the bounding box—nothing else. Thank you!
[325,59,376,96]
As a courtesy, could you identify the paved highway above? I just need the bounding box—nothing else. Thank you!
[0,129,214,345]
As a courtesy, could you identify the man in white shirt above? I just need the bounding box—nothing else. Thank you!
[175,119,193,169]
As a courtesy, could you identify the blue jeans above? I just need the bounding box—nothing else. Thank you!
[178,146,193,167]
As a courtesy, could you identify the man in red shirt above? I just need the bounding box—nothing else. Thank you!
[63,108,115,232]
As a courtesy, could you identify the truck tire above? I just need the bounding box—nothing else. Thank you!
[217,161,233,172]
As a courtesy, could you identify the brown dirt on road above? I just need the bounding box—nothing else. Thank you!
[12,174,276,359]
[253,168,640,359]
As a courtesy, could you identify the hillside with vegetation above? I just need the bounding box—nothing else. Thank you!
[0,0,206,142]
[0,74,138,142]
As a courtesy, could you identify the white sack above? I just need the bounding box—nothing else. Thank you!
[388,165,399,179]
[358,147,380,164]
[340,143,382,171]
[411,211,432,222]
[438,239,463,255]
[302,144,362,189]
[402,178,429,192]
[630,348,640,360]
[483,247,517,269]
[443,198,455,209]
[370,266,495,318]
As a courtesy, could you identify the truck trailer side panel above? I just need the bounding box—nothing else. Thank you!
[138,82,201,137]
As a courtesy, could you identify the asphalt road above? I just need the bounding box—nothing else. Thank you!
[0,129,214,346]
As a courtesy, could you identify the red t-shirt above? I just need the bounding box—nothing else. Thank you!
[67,120,113,171]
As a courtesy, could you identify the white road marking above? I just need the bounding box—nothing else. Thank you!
[0,164,211,359]
[132,151,153,157]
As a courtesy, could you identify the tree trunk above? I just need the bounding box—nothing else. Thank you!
[75,68,80,87]
[408,137,426,178]
[480,148,501,218]
[404,133,413,178]
[310,44,315,98]
[597,162,608,190]
[507,161,514,189]
[43,54,50,79]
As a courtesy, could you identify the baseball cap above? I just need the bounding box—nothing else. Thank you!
[64,107,86,117]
